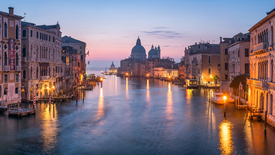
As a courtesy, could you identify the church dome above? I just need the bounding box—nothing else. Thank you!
[148,45,157,56]
[131,37,146,54]
[131,37,146,60]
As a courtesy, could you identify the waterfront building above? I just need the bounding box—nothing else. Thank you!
[108,62,118,74]
[62,36,86,85]
[248,8,275,127]
[184,42,220,87]
[61,46,77,92]
[118,37,174,78]
[21,21,63,101]
[0,7,23,104]
[219,33,250,93]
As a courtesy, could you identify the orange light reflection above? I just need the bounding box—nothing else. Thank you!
[219,119,235,155]
[97,88,104,120]
[166,83,173,120]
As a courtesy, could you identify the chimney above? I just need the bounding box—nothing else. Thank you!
[8,7,14,15]
[220,37,222,43]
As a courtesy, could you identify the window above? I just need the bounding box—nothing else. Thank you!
[208,56,211,63]
[16,74,19,82]
[81,55,83,61]
[16,53,19,66]
[225,48,228,55]
[22,45,26,57]
[4,52,7,66]
[245,48,249,57]
[31,30,33,37]
[80,46,82,49]
[4,22,7,38]
[23,30,26,37]
[40,33,41,39]
[4,74,8,83]
[49,35,51,41]
[16,25,19,39]
[4,87,7,95]
[208,68,211,74]
[23,70,26,79]
[270,94,273,115]
[238,49,240,57]
[225,63,228,70]
[15,87,18,94]
[53,36,55,42]
[37,32,39,38]
[37,67,39,78]
[225,74,228,80]
[245,63,249,74]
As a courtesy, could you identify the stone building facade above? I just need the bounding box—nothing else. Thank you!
[248,8,275,127]
[21,21,63,101]
[0,7,23,105]
[62,36,86,85]
[219,33,250,93]
[184,42,220,86]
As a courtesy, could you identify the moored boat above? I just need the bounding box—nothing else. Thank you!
[211,93,224,104]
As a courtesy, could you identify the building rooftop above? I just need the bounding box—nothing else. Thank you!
[35,23,60,30]
[62,36,86,44]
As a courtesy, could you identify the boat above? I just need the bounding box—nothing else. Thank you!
[211,93,224,104]
[187,79,198,89]
[211,93,235,104]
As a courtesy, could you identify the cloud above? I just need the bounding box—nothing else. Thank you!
[142,30,185,39]
[163,45,178,47]
[153,26,167,29]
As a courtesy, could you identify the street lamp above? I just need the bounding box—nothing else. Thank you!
[223,95,227,117]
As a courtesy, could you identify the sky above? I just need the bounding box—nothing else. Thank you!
[2,0,275,68]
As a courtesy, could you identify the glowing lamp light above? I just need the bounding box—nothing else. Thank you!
[210,75,213,78]
[47,87,49,89]
[52,86,55,89]
[126,73,129,76]
[223,96,227,101]
[147,73,149,77]
[168,75,171,79]
[100,77,103,81]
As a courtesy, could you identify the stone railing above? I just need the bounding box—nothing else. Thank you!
[22,57,27,62]
[40,76,50,81]
[4,66,10,71]
[15,66,21,71]
[247,79,268,90]
[253,42,269,52]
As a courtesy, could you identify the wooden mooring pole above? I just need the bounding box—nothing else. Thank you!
[265,110,267,135]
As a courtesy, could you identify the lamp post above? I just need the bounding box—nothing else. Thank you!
[223,95,227,117]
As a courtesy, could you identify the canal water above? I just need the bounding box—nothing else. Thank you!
[1,74,275,155]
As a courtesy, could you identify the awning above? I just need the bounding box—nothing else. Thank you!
[229,74,249,88]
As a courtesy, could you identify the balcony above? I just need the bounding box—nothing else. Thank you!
[247,79,268,90]
[22,57,27,62]
[4,66,10,71]
[253,42,269,52]
[15,66,21,71]
[40,76,50,81]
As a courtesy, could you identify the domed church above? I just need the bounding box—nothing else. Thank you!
[131,37,147,60]
[148,45,161,59]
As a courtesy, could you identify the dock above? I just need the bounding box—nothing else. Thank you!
[0,106,8,111]
[8,108,36,117]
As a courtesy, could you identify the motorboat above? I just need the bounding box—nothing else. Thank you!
[211,93,235,104]
[211,93,224,104]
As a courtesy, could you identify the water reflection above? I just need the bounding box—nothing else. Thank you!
[166,83,173,121]
[97,88,104,120]
[126,78,129,99]
[146,79,150,101]
[219,119,235,155]
[41,103,58,152]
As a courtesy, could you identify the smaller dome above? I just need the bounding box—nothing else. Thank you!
[148,49,157,56]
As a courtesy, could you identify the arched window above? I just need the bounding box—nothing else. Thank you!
[4,52,7,66]
[208,67,211,75]
[208,56,211,63]
[23,70,26,79]
[16,53,19,66]
[4,87,7,95]
[272,59,274,82]
[22,45,26,57]
[16,25,19,39]
[30,67,32,79]
[36,67,39,79]
[4,22,7,38]
[49,67,51,76]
